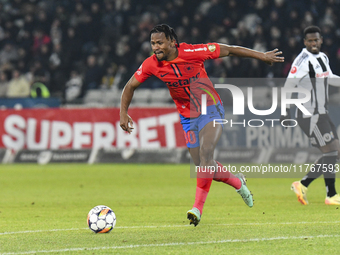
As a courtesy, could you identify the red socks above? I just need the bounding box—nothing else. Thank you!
[193,169,213,214]
[213,161,241,189]
[193,162,242,215]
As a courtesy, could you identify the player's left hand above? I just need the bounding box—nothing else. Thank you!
[263,49,284,65]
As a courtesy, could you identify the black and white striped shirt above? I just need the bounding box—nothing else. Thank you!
[284,48,333,117]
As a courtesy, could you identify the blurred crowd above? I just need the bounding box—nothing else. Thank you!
[0,0,340,103]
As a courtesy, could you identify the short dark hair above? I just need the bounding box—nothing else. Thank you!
[304,26,321,38]
[150,24,179,47]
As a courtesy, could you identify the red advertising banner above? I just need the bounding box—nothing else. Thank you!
[0,108,186,150]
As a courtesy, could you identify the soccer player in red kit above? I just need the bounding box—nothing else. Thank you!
[120,24,284,226]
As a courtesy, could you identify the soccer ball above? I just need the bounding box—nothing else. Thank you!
[87,205,116,233]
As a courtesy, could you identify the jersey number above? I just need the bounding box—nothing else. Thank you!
[183,130,197,144]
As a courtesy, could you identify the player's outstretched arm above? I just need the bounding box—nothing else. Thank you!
[218,44,284,65]
[120,75,142,134]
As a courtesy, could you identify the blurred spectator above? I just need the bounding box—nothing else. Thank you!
[209,58,228,78]
[0,43,19,67]
[101,64,116,90]
[32,29,51,56]
[36,44,50,68]
[112,65,128,90]
[31,60,50,87]
[335,48,340,74]
[227,58,249,78]
[50,19,63,46]
[83,55,104,91]
[0,71,9,97]
[54,5,68,25]
[35,10,51,35]
[87,2,102,45]
[3,19,19,41]
[65,70,83,103]
[6,69,30,98]
[30,82,50,98]
[69,2,87,28]
[246,59,265,78]
[62,27,82,69]
[17,30,33,58]
[49,43,67,94]
[23,14,35,34]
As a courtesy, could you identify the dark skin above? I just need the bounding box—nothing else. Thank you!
[304,32,340,157]
[120,32,284,166]
[304,32,323,54]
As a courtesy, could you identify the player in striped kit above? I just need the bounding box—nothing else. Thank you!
[282,26,340,205]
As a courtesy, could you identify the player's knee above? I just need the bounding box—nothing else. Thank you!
[326,139,340,152]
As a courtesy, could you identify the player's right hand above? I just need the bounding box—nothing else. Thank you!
[263,48,284,65]
[120,113,134,134]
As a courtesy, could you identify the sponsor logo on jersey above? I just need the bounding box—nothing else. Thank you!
[165,72,200,87]
[316,71,329,78]
[184,47,207,52]
[291,66,297,74]
[208,44,216,52]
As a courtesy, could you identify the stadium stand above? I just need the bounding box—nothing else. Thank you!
[0,0,339,106]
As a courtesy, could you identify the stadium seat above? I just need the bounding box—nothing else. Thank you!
[83,90,105,105]
[102,89,122,106]
[149,88,172,105]
[131,89,152,105]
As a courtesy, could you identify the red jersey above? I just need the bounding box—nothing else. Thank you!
[134,42,222,118]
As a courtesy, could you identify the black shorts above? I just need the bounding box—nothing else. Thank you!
[297,113,338,147]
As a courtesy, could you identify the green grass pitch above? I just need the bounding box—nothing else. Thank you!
[1,164,340,254]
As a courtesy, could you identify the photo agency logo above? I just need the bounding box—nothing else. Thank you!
[201,84,312,128]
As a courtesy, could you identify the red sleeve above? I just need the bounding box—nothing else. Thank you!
[180,43,220,62]
[134,57,154,83]
[204,43,220,60]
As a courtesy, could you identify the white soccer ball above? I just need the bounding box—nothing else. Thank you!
[87,205,116,233]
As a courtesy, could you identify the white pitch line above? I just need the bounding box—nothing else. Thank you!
[0,228,87,236]
[1,234,340,255]
[1,221,340,236]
